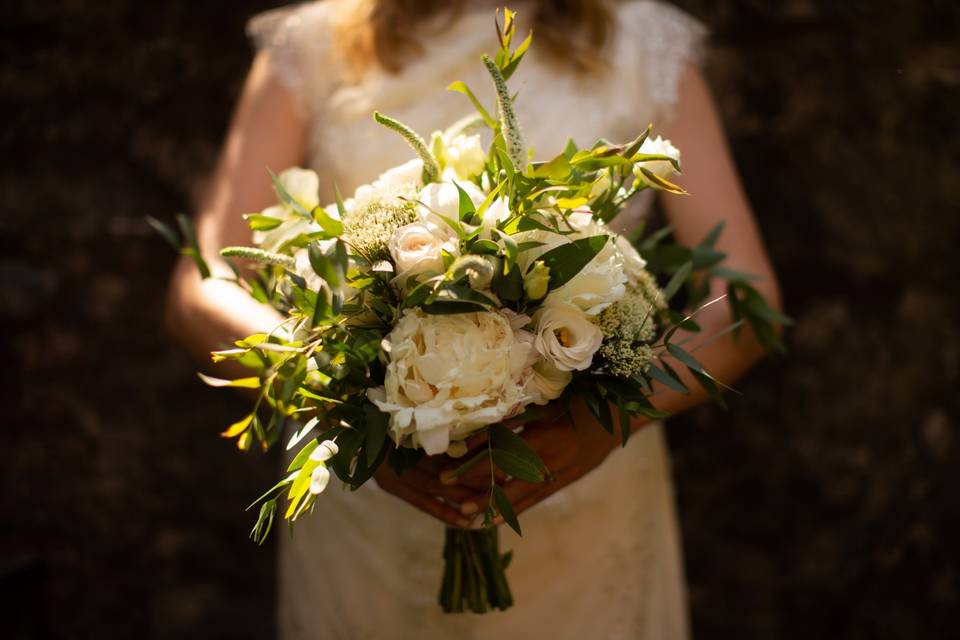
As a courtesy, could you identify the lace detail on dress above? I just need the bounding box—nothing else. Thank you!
[622,1,708,124]
[246,2,337,116]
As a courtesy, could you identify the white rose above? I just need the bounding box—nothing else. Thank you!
[525,359,573,404]
[636,136,681,180]
[367,309,534,455]
[388,223,446,287]
[543,237,626,315]
[416,180,485,240]
[533,303,603,372]
[445,133,487,180]
[614,234,648,282]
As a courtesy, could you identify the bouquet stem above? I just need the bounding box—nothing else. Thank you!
[438,526,513,613]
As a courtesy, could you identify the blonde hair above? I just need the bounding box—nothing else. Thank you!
[333,0,614,79]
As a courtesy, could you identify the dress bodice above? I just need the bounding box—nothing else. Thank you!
[249,1,704,231]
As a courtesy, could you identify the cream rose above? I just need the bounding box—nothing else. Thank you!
[367,309,534,455]
[533,303,603,372]
[388,223,446,287]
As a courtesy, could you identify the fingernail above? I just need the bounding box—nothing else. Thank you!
[439,471,457,486]
[460,502,478,515]
[456,518,471,528]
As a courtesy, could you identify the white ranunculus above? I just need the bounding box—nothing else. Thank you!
[543,237,627,315]
[388,222,446,287]
[525,359,573,404]
[445,133,487,180]
[481,196,511,229]
[614,234,648,282]
[279,167,321,212]
[367,309,534,455]
[416,180,485,240]
[252,168,323,251]
[636,136,681,180]
[309,465,331,495]
[533,303,603,372]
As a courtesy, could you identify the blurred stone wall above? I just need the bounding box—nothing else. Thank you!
[2,1,957,638]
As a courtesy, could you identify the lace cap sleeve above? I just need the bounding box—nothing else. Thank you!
[246,2,335,111]
[622,1,708,123]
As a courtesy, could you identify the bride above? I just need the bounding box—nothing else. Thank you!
[166,1,782,638]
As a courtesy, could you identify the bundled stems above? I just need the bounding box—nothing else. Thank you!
[438,526,514,613]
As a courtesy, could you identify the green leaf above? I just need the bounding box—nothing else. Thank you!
[538,234,608,290]
[637,167,686,195]
[447,81,497,128]
[287,439,319,472]
[501,30,532,80]
[308,239,345,289]
[286,417,320,451]
[176,214,211,279]
[221,413,254,438]
[311,206,344,237]
[243,213,283,231]
[662,261,692,302]
[334,183,348,220]
[197,373,260,389]
[647,362,690,394]
[490,424,546,472]
[618,404,632,447]
[451,450,487,478]
[665,343,706,374]
[146,216,180,250]
[364,403,389,466]
[491,449,544,483]
[492,485,522,536]
[454,181,477,222]
[583,386,614,434]
[699,221,725,249]
[529,154,571,181]
[268,169,311,218]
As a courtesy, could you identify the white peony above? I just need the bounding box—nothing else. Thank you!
[636,136,681,180]
[388,222,447,288]
[367,309,534,455]
[533,303,603,372]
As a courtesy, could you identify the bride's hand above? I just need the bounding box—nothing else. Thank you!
[373,454,478,528]
[439,397,635,522]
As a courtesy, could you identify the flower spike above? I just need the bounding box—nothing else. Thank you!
[372,111,440,184]
[482,54,526,171]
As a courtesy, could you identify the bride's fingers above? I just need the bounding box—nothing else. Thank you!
[438,458,507,487]
[375,473,471,528]
[403,467,475,503]
[458,462,574,517]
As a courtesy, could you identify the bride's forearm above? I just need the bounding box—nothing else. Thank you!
[628,294,773,431]
[165,256,285,377]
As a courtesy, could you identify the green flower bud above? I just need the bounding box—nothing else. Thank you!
[524,261,550,301]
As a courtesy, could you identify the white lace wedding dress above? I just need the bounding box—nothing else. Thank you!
[248,2,705,638]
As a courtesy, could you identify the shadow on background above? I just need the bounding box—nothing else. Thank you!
[2,1,957,638]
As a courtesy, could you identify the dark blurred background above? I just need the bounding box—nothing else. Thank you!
[2,0,958,638]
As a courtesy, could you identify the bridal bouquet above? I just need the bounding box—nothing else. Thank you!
[157,8,785,614]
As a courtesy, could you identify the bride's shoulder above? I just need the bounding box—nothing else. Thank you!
[246,2,339,99]
[612,0,707,42]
